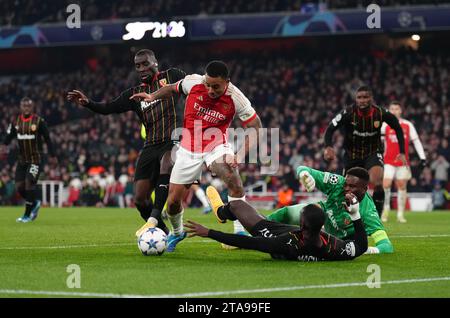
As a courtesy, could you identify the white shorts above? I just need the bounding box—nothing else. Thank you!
[384,164,412,180]
[170,143,235,185]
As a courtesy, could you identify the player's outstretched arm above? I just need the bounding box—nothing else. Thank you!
[343,193,368,257]
[185,220,286,255]
[67,89,132,115]
[129,83,178,103]
[296,166,341,195]
[323,110,346,161]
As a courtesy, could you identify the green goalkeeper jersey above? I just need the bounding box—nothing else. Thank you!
[296,166,384,239]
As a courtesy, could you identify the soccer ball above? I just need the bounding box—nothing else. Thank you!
[137,227,167,256]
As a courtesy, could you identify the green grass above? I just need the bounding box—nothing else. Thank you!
[0,207,449,298]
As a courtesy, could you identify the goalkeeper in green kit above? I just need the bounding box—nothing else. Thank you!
[267,166,393,254]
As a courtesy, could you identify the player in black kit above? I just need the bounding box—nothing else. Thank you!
[67,49,185,234]
[323,85,407,217]
[185,187,368,262]
[2,97,55,222]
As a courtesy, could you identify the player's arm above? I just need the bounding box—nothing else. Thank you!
[408,122,427,166]
[3,123,17,145]
[185,220,290,255]
[383,110,406,164]
[296,165,342,195]
[67,89,134,114]
[360,198,394,254]
[324,109,348,161]
[38,119,56,157]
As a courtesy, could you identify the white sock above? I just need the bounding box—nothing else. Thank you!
[233,220,246,234]
[397,189,407,219]
[195,187,209,208]
[383,188,391,213]
[227,195,246,233]
[168,209,184,236]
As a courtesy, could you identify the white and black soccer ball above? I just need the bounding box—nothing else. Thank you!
[137,227,167,256]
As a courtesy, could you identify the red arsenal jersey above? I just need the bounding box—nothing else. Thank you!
[176,74,257,153]
[382,119,419,166]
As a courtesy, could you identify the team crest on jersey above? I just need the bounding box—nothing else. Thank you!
[197,95,203,101]
[159,79,167,87]
[374,121,380,128]
[222,103,231,110]
[15,126,19,130]
[31,124,37,132]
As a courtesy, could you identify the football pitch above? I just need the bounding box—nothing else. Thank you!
[0,207,449,298]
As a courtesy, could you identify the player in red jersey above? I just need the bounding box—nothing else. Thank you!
[381,101,427,223]
[131,61,262,251]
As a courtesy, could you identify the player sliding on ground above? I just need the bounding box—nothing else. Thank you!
[186,187,368,261]
[131,60,263,252]
[267,166,394,254]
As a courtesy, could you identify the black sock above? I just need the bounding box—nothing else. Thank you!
[154,174,170,211]
[24,189,36,217]
[136,200,153,222]
[373,187,385,218]
[150,207,169,234]
[218,204,237,221]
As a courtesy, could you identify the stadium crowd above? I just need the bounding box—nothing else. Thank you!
[0,0,446,26]
[1,46,449,208]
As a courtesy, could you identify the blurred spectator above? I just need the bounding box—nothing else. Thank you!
[276,184,294,208]
[430,155,450,186]
[431,182,450,210]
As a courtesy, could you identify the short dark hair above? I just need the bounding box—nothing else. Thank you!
[389,100,401,107]
[135,49,155,58]
[356,85,372,95]
[302,204,325,233]
[205,60,229,79]
[346,167,370,183]
[20,97,33,104]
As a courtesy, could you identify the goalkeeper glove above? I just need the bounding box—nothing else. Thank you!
[299,171,315,192]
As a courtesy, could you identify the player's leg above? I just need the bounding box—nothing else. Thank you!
[366,154,385,217]
[14,163,28,222]
[395,166,411,223]
[208,158,247,236]
[134,179,154,221]
[164,147,204,251]
[24,163,41,222]
[382,164,395,222]
[148,146,174,233]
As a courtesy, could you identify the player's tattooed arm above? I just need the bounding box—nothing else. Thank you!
[129,83,178,102]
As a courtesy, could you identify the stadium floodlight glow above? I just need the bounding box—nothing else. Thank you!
[411,34,421,41]
[122,21,186,40]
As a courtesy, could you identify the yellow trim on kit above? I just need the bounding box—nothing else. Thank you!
[371,230,389,244]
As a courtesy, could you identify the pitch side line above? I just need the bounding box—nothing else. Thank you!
[1,234,449,250]
[1,277,449,298]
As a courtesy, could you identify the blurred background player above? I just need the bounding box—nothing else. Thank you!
[381,101,427,223]
[132,60,263,251]
[194,187,367,261]
[324,85,407,217]
[67,49,185,234]
[1,97,55,222]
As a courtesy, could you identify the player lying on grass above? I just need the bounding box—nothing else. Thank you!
[266,166,393,254]
[185,187,368,261]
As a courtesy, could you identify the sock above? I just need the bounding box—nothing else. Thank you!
[136,200,153,222]
[168,209,184,236]
[24,189,37,217]
[195,187,209,208]
[397,189,407,219]
[154,174,170,212]
[227,196,246,233]
[233,220,246,234]
[383,188,391,213]
[372,187,385,218]
[217,203,237,221]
